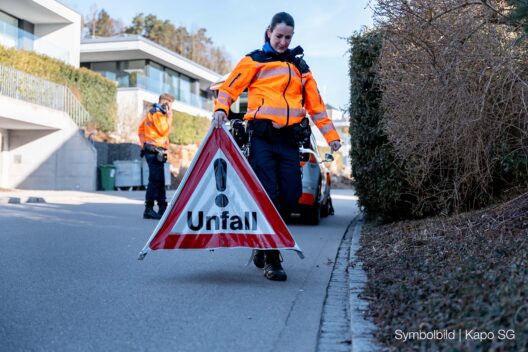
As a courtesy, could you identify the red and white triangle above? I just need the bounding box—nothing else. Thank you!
[138,126,303,259]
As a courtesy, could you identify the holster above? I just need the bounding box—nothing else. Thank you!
[231,120,249,148]
[292,117,311,148]
[248,119,309,147]
[143,143,167,162]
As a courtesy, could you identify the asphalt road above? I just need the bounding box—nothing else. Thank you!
[0,189,358,352]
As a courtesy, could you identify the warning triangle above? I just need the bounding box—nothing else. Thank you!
[139,126,302,259]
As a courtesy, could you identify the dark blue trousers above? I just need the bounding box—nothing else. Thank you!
[249,134,302,217]
[145,152,166,206]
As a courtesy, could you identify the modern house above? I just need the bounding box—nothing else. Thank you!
[80,35,222,141]
[0,0,96,190]
[0,0,80,66]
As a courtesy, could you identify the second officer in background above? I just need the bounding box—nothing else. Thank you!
[138,93,173,220]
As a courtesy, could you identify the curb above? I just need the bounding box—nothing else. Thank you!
[317,215,381,352]
[317,216,357,352]
[348,219,380,351]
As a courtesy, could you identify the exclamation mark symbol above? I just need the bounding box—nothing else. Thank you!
[214,158,229,207]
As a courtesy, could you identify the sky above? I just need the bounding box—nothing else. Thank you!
[62,0,374,112]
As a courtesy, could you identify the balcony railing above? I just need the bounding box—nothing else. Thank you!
[0,20,69,63]
[0,64,92,126]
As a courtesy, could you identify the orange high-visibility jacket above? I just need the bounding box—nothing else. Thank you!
[138,104,172,149]
[214,48,340,144]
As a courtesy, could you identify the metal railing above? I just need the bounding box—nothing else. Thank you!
[0,64,91,126]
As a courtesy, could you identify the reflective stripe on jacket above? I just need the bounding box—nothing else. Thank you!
[138,104,172,149]
[214,49,340,144]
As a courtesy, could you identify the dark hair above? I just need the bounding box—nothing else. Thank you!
[264,12,295,42]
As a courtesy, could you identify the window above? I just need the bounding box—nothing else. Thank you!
[179,74,191,104]
[0,11,19,48]
[146,61,164,94]
[91,61,117,81]
[164,68,179,99]
[119,60,145,87]
[0,11,18,27]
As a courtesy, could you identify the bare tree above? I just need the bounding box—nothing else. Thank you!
[84,5,123,38]
[375,0,528,214]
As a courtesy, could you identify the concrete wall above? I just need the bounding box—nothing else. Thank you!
[0,95,66,130]
[10,128,96,190]
[34,22,80,67]
[0,0,82,67]
[32,0,81,67]
[0,96,97,190]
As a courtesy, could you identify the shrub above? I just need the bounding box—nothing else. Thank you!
[0,45,116,131]
[169,111,210,145]
[348,29,412,221]
[376,0,528,216]
[349,1,528,221]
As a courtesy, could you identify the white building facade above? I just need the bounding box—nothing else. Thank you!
[80,36,222,141]
[0,0,96,190]
[0,0,81,66]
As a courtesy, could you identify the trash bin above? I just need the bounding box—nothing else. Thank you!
[113,160,142,189]
[142,160,171,187]
[99,165,116,191]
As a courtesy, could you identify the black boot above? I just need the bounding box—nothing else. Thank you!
[157,202,168,217]
[252,249,265,269]
[264,250,287,281]
[143,202,161,220]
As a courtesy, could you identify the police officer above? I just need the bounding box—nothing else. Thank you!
[212,12,341,281]
[138,93,174,219]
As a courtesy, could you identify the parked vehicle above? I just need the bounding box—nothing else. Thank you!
[298,133,334,225]
[227,118,335,225]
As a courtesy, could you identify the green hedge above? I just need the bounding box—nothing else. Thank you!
[169,111,210,145]
[0,45,116,131]
[348,30,412,221]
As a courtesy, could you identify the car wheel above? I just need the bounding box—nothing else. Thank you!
[321,198,329,218]
[301,186,321,225]
[301,203,320,225]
